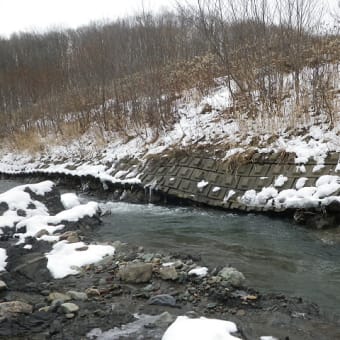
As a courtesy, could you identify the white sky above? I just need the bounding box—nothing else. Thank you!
[0,0,177,37]
[0,0,338,38]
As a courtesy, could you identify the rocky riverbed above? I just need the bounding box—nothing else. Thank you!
[0,182,339,339]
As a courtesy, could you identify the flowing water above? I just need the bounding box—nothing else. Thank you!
[0,179,339,317]
[96,201,340,317]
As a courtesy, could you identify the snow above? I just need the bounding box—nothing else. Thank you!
[224,190,236,202]
[260,337,278,340]
[197,180,209,189]
[46,240,115,279]
[213,186,221,193]
[162,316,241,340]
[188,267,208,278]
[274,175,288,187]
[0,248,7,271]
[23,244,32,250]
[295,177,308,189]
[61,193,80,209]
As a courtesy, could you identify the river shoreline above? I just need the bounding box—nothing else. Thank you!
[0,178,339,339]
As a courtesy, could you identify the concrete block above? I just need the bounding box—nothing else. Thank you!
[168,188,181,197]
[253,176,274,190]
[191,169,207,181]
[141,174,155,185]
[305,164,334,177]
[179,157,190,166]
[164,176,181,189]
[269,164,294,176]
[206,172,221,183]
[177,167,193,179]
[250,164,271,177]
[167,165,179,176]
[200,159,217,171]
[235,163,253,176]
[189,157,202,168]
[208,186,227,200]
[179,179,194,192]
[156,167,167,175]
[237,177,258,191]
[167,158,177,166]
[223,175,240,188]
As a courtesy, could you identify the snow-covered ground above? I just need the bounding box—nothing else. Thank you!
[0,181,115,278]
[0,64,339,212]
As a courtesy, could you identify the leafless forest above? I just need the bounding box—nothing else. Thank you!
[0,0,339,148]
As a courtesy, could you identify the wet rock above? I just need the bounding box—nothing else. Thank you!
[85,288,101,297]
[67,290,88,301]
[148,294,177,307]
[118,263,153,283]
[218,267,245,287]
[0,301,33,317]
[61,302,79,314]
[160,266,178,281]
[48,292,71,303]
[0,280,7,291]
[16,209,27,217]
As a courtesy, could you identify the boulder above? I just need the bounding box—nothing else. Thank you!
[118,263,153,283]
[218,267,245,287]
[0,301,33,317]
[160,266,178,281]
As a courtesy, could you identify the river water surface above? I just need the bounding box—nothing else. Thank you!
[1,179,339,318]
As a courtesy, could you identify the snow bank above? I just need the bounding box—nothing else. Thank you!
[61,193,80,209]
[46,240,115,279]
[162,316,241,340]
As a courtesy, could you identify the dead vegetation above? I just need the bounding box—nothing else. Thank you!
[0,1,339,151]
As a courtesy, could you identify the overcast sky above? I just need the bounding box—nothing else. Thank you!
[0,0,338,38]
[0,0,177,37]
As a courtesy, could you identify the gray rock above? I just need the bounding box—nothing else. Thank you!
[118,263,153,283]
[48,292,71,303]
[218,267,245,287]
[0,301,33,316]
[61,302,79,314]
[66,313,75,319]
[160,266,178,281]
[0,280,7,291]
[35,229,49,238]
[60,231,79,243]
[148,294,176,307]
[67,290,88,301]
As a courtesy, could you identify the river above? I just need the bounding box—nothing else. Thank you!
[1,179,339,318]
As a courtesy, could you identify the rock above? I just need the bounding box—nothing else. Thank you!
[0,301,33,316]
[35,229,49,238]
[39,306,50,313]
[160,266,178,281]
[85,288,101,297]
[118,263,153,283]
[0,202,9,216]
[75,245,88,251]
[67,290,88,301]
[48,292,71,303]
[65,313,75,319]
[148,294,177,307]
[218,267,245,287]
[60,231,79,243]
[0,280,7,291]
[61,302,79,314]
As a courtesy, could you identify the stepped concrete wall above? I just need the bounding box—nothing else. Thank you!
[112,151,340,213]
